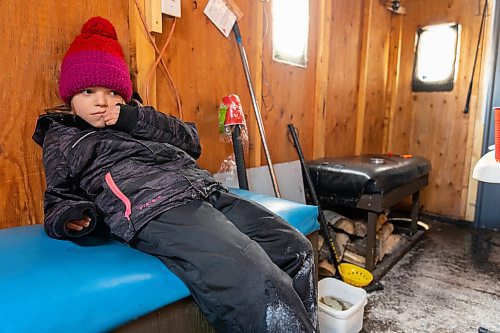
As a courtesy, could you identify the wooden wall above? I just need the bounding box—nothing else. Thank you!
[325,0,365,157]
[386,0,490,218]
[135,0,492,220]
[153,0,324,172]
[152,0,394,168]
[0,0,490,230]
[0,1,129,229]
[154,1,262,172]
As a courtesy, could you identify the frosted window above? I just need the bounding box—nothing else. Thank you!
[272,0,309,68]
[412,24,460,92]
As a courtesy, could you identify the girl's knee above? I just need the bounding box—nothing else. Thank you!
[245,244,294,283]
[298,233,313,252]
[288,232,314,258]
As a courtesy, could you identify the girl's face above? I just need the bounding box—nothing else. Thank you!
[71,87,124,128]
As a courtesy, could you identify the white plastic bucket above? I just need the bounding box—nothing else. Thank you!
[318,278,368,333]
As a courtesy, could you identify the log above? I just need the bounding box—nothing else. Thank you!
[343,249,366,266]
[353,220,367,237]
[318,235,330,262]
[318,234,324,248]
[376,222,394,241]
[381,234,403,257]
[323,210,355,235]
[377,230,402,262]
[318,259,336,277]
[346,238,367,255]
[336,233,350,260]
[318,232,350,262]
[353,212,388,236]
[333,219,355,235]
[346,223,396,264]
[377,213,388,231]
[323,210,346,224]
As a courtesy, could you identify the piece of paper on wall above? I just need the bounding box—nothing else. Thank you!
[204,0,237,38]
[161,0,181,17]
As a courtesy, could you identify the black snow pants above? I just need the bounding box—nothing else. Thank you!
[130,190,318,333]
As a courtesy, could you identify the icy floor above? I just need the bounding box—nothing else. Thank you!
[362,221,500,333]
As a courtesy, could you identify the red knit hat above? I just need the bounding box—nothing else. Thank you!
[59,17,132,104]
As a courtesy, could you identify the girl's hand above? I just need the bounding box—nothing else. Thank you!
[66,216,91,232]
[103,105,121,126]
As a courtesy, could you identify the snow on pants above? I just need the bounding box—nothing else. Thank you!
[130,190,318,333]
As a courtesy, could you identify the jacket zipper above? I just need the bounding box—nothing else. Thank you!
[71,131,96,148]
[105,172,134,231]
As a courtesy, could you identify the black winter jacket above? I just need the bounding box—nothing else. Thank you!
[33,105,224,242]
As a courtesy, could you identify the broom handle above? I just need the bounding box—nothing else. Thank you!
[233,22,281,198]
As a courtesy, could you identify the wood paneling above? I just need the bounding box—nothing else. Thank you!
[312,0,332,159]
[383,15,403,153]
[153,0,324,171]
[257,1,320,164]
[325,0,364,158]
[154,1,265,173]
[361,1,391,154]
[464,6,492,221]
[326,0,391,158]
[387,0,490,218]
[0,1,129,230]
[130,0,157,108]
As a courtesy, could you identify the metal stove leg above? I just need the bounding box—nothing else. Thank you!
[366,211,377,272]
[411,191,420,236]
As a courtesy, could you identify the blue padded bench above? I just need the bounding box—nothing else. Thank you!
[0,189,319,333]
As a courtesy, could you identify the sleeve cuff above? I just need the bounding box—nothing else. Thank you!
[114,104,139,133]
[56,204,98,238]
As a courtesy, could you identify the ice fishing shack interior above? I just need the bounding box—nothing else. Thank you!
[1,0,499,332]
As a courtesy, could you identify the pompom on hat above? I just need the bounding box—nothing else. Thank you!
[59,16,132,104]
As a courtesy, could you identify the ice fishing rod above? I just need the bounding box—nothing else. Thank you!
[287,124,343,280]
[233,22,281,197]
[464,0,488,114]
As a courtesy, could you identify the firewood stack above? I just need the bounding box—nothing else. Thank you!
[318,210,403,277]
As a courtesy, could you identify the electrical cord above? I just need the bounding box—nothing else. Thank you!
[145,18,176,109]
[133,0,183,119]
[261,1,274,112]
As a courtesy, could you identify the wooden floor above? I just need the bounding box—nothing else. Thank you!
[362,221,500,333]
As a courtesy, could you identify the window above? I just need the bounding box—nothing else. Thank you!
[272,0,309,68]
[412,23,461,92]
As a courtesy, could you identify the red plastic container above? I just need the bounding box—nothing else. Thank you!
[222,94,245,126]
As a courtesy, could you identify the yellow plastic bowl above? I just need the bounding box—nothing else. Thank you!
[338,263,373,287]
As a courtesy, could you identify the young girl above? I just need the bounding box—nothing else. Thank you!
[33,16,317,332]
